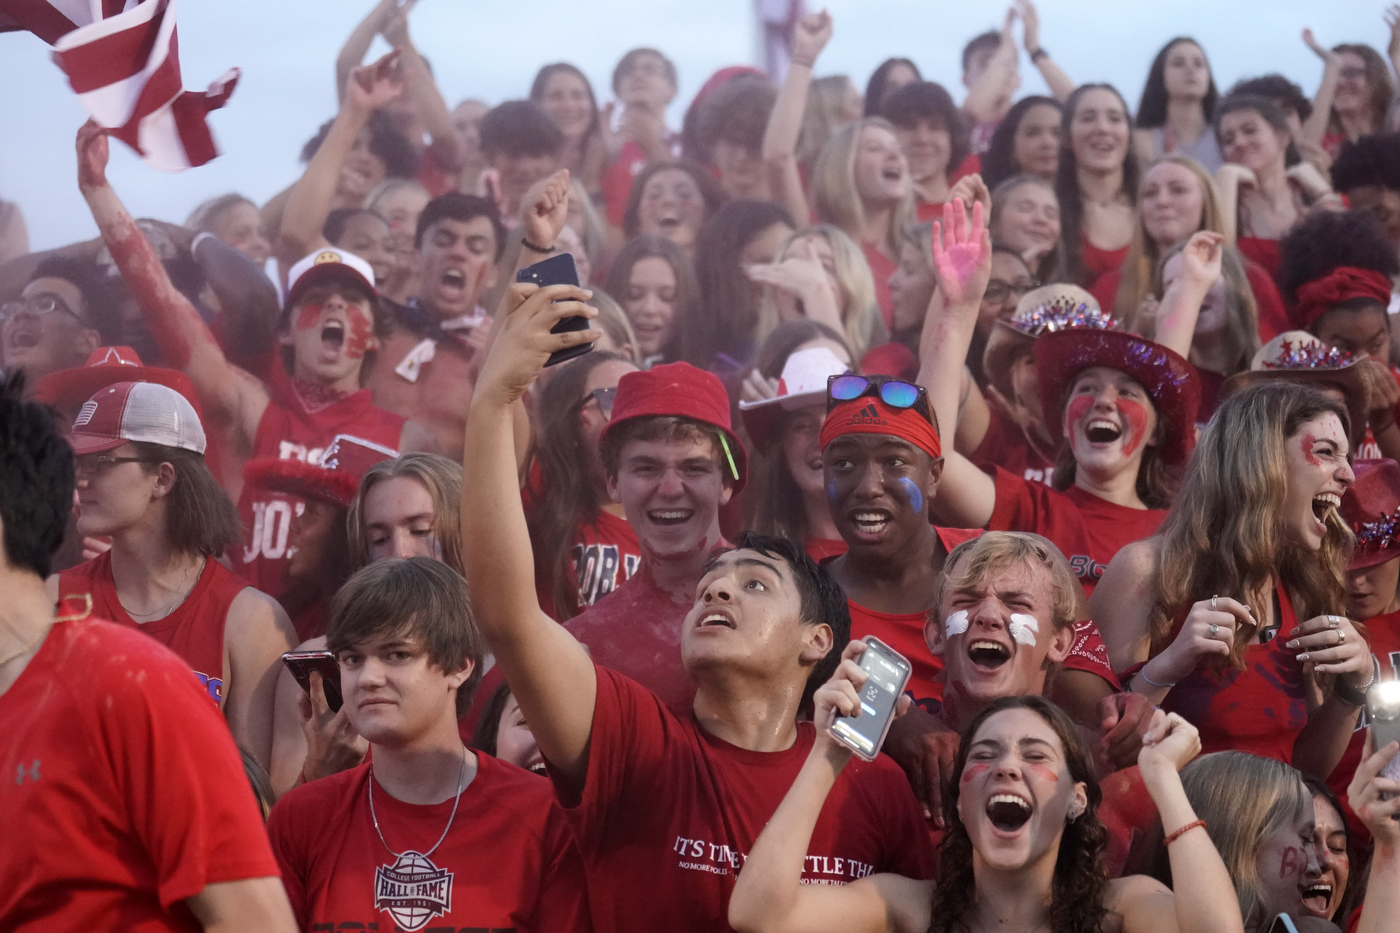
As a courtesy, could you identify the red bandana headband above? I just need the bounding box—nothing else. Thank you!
[819,398,942,461]
[1294,267,1393,328]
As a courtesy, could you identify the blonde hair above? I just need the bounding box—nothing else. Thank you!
[1114,156,1224,319]
[185,193,256,233]
[811,118,915,258]
[1175,752,1311,933]
[755,224,885,360]
[935,531,1079,635]
[797,76,856,169]
[586,289,640,364]
[1149,383,1352,666]
[365,177,430,214]
[347,453,465,575]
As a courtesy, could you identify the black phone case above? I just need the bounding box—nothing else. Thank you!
[282,652,344,713]
[516,252,594,367]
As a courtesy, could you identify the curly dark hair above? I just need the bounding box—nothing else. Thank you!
[0,370,73,579]
[863,57,922,117]
[931,695,1109,933]
[1331,133,1400,193]
[981,96,1061,191]
[1228,74,1312,123]
[1276,210,1399,306]
[879,81,971,177]
[30,255,119,345]
[300,110,418,179]
[695,74,777,158]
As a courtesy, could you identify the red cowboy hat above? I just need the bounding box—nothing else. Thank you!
[32,346,202,418]
[1034,329,1201,466]
[243,434,398,509]
[600,361,748,491]
[1342,459,1400,571]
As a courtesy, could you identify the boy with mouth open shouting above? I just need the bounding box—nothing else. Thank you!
[461,281,933,932]
[75,122,431,604]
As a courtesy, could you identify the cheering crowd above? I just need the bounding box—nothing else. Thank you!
[6,0,1400,930]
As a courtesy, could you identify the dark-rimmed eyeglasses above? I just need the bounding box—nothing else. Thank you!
[574,386,618,420]
[984,278,1041,304]
[0,294,84,326]
[827,374,933,424]
[74,455,158,478]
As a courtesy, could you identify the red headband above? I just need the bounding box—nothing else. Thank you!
[819,398,942,460]
[1295,267,1393,328]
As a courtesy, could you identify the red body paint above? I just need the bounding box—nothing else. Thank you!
[1065,395,1094,430]
[1279,845,1307,879]
[1117,399,1150,457]
[961,763,989,784]
[294,301,324,332]
[105,214,200,368]
[1300,434,1321,467]
[1027,763,1061,783]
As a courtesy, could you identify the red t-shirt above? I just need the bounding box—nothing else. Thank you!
[56,551,247,704]
[1237,237,1282,280]
[863,242,897,331]
[988,467,1166,595]
[237,375,404,601]
[268,755,587,932]
[550,665,935,932]
[804,536,849,562]
[1328,609,1400,844]
[0,619,279,930]
[1159,583,1306,762]
[1081,237,1129,291]
[972,398,1058,487]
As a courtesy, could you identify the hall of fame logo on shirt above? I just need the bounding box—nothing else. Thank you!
[373,850,453,932]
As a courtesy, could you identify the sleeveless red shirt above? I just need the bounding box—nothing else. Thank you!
[236,374,404,600]
[1159,583,1307,763]
[56,552,248,704]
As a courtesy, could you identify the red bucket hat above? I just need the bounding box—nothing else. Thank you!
[1342,459,1400,571]
[33,346,202,418]
[1034,329,1201,466]
[600,361,748,491]
[243,434,398,510]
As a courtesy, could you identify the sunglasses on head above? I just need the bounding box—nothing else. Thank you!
[826,374,932,422]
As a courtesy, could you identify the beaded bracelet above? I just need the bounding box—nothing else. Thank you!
[1164,819,1206,845]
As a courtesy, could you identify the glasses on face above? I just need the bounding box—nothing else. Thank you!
[575,386,618,419]
[1339,67,1367,82]
[74,455,156,478]
[983,278,1041,304]
[0,294,83,326]
[827,374,933,424]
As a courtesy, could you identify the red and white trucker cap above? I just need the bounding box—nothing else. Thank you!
[69,381,207,456]
[286,247,378,307]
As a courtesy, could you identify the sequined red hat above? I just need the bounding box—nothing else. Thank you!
[243,434,398,509]
[1221,331,1369,442]
[1342,459,1400,571]
[982,284,1116,403]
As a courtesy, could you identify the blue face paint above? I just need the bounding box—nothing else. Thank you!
[898,476,924,515]
[826,478,839,503]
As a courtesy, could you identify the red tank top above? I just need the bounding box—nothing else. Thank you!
[56,551,248,704]
[236,374,404,600]
[1159,582,1307,762]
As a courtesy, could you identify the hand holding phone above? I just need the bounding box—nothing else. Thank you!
[516,253,595,367]
[1367,680,1400,799]
[827,637,912,761]
[282,650,344,713]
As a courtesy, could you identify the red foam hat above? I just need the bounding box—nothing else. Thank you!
[1341,459,1400,571]
[1034,329,1201,467]
[243,434,398,509]
[32,346,202,418]
[599,361,748,491]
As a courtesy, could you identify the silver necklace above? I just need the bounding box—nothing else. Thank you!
[119,557,197,621]
[367,747,468,859]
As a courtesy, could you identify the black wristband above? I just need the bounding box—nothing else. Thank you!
[1030,48,1049,63]
[521,236,554,254]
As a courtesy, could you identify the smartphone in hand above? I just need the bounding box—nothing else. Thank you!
[516,252,594,368]
[828,637,912,761]
[282,650,344,713]
[1367,680,1400,803]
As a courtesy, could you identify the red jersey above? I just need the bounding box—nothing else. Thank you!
[1328,609,1400,844]
[57,551,248,704]
[1159,583,1306,762]
[1080,237,1129,291]
[988,466,1167,594]
[268,754,588,933]
[972,398,1058,486]
[863,242,897,331]
[1238,236,1282,280]
[0,619,279,931]
[568,510,643,613]
[551,665,935,932]
[237,375,404,600]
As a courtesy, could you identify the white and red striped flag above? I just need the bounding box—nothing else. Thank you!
[0,0,238,171]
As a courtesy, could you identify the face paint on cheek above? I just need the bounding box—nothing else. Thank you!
[1280,845,1307,879]
[826,478,839,503]
[897,476,924,514]
[1008,613,1040,646]
[1065,395,1094,436]
[945,610,970,637]
[961,763,989,784]
[295,302,324,332]
[1117,398,1149,456]
[345,311,373,359]
[1026,763,1061,783]
[1300,434,1321,467]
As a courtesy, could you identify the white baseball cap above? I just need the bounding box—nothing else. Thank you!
[738,346,851,450]
[69,381,207,455]
[285,247,378,308]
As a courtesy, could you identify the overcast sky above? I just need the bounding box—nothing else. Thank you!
[1,0,1391,251]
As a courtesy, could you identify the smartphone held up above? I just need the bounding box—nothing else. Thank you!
[516,252,595,367]
[828,637,912,761]
[1367,679,1400,801]
[282,650,344,713]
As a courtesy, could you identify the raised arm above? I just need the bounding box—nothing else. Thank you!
[729,642,929,933]
[763,11,832,226]
[279,52,405,266]
[1117,714,1244,933]
[334,0,397,104]
[380,6,464,172]
[918,199,998,529]
[75,122,267,438]
[1301,29,1342,150]
[1350,735,1400,933]
[191,232,281,376]
[460,282,601,786]
[1016,0,1073,101]
[963,11,1019,124]
[1388,7,1400,84]
[507,169,572,283]
[1150,232,1222,357]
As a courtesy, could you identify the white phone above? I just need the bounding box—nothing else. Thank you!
[827,637,911,761]
[1367,680,1400,804]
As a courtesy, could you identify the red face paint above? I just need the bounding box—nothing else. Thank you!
[1027,763,1061,783]
[295,302,324,332]
[345,309,373,359]
[961,763,989,784]
[1117,398,1150,457]
[1280,845,1307,879]
[1300,434,1321,467]
[1065,394,1094,431]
